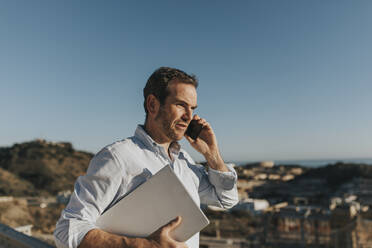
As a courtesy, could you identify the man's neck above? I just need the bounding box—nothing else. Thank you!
[144,122,171,154]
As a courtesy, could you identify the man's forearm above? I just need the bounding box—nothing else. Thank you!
[78,229,153,248]
[204,149,229,172]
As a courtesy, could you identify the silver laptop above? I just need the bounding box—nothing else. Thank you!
[95,165,210,242]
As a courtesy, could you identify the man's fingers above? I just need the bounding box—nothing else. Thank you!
[149,216,187,247]
[185,134,199,143]
[193,117,210,130]
[185,135,194,143]
[173,241,189,248]
[165,216,182,231]
[199,119,208,128]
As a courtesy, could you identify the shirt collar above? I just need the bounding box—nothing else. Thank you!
[134,125,181,157]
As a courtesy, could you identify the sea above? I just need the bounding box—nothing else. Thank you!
[233,158,372,168]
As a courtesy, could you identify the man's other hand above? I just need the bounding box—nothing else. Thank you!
[78,216,187,248]
[147,216,188,248]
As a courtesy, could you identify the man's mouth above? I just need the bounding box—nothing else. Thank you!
[175,123,188,129]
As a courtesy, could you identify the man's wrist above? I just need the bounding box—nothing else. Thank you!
[204,150,229,172]
[122,237,157,248]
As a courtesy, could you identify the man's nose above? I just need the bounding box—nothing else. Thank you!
[183,108,193,121]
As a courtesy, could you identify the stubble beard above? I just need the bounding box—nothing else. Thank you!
[156,107,183,141]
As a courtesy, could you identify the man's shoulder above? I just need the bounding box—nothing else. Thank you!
[102,136,138,155]
[90,137,142,168]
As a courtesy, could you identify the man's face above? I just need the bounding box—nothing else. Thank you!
[155,82,197,142]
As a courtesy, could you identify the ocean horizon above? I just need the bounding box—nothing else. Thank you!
[232,157,372,168]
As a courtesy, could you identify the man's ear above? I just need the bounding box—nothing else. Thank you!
[146,94,160,117]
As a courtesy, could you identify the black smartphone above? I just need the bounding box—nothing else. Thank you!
[185,120,203,140]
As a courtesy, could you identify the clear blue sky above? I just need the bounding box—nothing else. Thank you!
[1,0,371,163]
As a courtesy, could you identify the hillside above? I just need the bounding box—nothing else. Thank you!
[0,139,93,196]
[295,162,372,189]
[0,167,36,195]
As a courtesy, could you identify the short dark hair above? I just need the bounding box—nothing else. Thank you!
[143,67,198,116]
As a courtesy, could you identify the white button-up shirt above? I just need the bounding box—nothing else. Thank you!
[54,125,238,248]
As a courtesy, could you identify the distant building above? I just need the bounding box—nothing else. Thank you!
[14,225,33,236]
[0,196,13,203]
[264,205,332,246]
[281,174,294,181]
[254,173,267,180]
[290,168,303,175]
[200,236,250,248]
[293,196,309,206]
[268,174,281,180]
[351,215,372,248]
[231,198,269,214]
[57,190,72,205]
[25,196,56,208]
[260,161,275,168]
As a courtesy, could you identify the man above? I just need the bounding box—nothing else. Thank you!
[54,67,239,248]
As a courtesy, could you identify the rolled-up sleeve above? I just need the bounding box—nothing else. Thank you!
[208,163,237,190]
[181,151,239,210]
[54,148,123,248]
[206,163,239,209]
